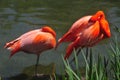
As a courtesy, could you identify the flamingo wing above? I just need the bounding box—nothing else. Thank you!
[57,16,92,47]
[78,21,100,47]
[4,29,40,48]
[5,28,56,57]
[21,32,56,54]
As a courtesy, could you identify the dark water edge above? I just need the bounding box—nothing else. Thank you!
[2,63,56,80]
[3,74,53,80]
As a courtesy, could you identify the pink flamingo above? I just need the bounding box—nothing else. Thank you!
[4,26,56,75]
[56,11,111,59]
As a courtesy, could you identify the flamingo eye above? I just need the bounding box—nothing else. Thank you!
[98,16,101,19]
[98,15,102,20]
[98,15,103,20]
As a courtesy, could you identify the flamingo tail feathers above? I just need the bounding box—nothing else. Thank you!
[4,40,20,57]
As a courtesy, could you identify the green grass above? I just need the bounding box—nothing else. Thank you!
[55,38,120,80]
[110,38,120,80]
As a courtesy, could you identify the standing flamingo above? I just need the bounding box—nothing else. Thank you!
[56,11,111,59]
[4,26,56,75]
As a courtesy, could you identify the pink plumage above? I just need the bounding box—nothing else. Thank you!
[4,26,56,74]
[56,11,111,59]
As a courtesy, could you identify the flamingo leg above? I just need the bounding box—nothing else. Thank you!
[86,47,89,60]
[77,48,82,56]
[35,54,40,75]
[64,37,80,60]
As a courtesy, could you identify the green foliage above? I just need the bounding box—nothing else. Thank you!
[110,38,120,80]
[59,38,120,80]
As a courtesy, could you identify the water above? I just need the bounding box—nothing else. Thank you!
[0,0,120,77]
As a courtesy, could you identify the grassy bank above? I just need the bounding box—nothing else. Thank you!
[55,38,120,80]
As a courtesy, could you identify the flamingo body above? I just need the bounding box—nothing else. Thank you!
[58,16,92,44]
[5,26,56,57]
[57,11,111,59]
[65,21,102,59]
[5,26,56,74]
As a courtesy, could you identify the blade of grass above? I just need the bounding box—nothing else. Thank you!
[73,49,81,78]
[89,48,93,80]
[81,50,89,80]
[62,55,81,80]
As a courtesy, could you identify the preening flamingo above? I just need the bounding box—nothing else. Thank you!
[4,26,56,75]
[56,11,111,59]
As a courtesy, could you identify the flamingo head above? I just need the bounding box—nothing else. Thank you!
[41,26,56,38]
[89,10,105,22]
